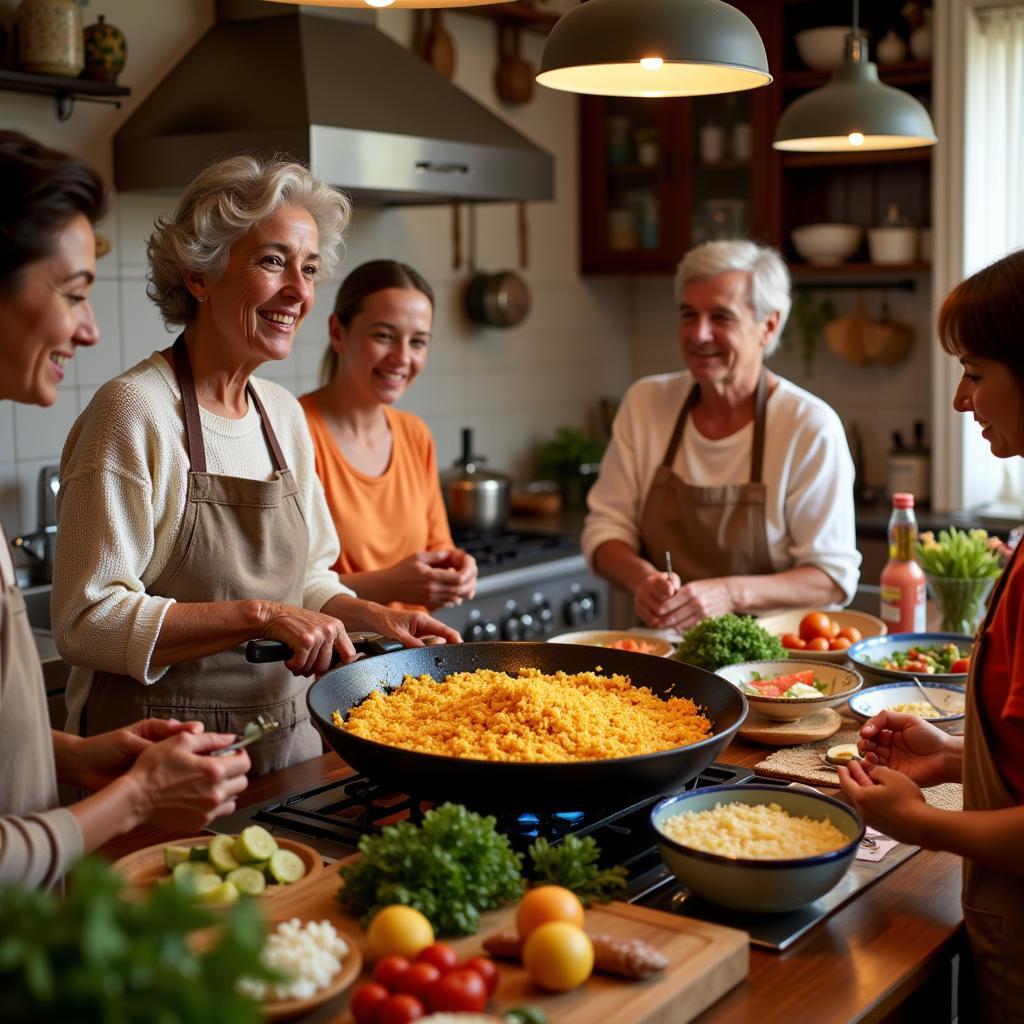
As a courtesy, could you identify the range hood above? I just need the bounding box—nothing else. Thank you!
[114,0,553,205]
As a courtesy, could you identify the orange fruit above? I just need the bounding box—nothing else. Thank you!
[516,885,585,940]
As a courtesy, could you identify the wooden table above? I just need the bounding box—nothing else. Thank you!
[100,739,964,1024]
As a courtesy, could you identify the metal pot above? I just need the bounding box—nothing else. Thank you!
[440,428,511,533]
[465,270,530,328]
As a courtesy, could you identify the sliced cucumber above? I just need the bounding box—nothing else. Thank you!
[225,866,266,896]
[208,834,241,875]
[172,860,218,886]
[196,879,240,904]
[188,844,210,862]
[233,825,278,864]
[267,848,306,884]
[163,845,191,870]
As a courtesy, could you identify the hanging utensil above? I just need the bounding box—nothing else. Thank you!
[495,22,534,104]
[464,204,531,329]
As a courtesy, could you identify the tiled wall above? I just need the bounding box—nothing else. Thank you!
[0,1,632,541]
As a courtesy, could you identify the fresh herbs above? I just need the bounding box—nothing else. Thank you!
[0,857,272,1024]
[338,803,524,936]
[527,835,628,907]
[672,613,788,671]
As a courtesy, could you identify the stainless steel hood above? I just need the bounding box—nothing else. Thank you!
[114,1,554,205]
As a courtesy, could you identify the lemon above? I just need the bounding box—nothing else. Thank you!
[522,921,594,991]
[366,904,435,961]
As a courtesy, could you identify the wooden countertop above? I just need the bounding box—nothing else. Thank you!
[99,740,964,1024]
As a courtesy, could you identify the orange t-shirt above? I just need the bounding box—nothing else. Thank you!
[976,547,1024,802]
[299,395,454,593]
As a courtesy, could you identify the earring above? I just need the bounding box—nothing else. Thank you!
[197,296,206,304]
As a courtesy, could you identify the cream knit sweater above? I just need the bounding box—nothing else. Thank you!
[54,353,353,732]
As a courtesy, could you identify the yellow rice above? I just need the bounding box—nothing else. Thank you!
[333,666,711,763]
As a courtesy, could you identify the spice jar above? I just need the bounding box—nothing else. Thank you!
[17,0,83,77]
[83,13,127,84]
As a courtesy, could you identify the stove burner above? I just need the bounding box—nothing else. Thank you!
[507,810,587,841]
[451,529,576,576]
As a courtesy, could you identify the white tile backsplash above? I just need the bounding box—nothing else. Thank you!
[12,400,79,465]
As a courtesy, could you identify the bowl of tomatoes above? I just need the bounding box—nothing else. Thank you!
[714,660,863,721]
[755,609,887,664]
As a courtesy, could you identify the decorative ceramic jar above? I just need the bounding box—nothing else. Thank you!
[83,14,126,83]
[910,9,933,61]
[17,0,83,77]
[876,30,908,65]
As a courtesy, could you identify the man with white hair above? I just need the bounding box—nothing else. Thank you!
[582,239,860,633]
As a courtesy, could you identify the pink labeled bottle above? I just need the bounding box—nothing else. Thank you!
[880,492,926,632]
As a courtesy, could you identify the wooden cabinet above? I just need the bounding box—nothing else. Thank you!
[578,0,932,278]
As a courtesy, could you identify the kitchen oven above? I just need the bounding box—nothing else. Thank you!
[430,529,611,641]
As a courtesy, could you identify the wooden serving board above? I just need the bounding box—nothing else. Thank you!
[739,707,843,745]
[272,866,749,1024]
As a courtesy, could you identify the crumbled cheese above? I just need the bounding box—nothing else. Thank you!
[237,917,349,1002]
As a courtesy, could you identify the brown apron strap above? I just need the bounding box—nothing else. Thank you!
[172,334,207,473]
[661,369,769,483]
[171,335,291,475]
[246,382,289,474]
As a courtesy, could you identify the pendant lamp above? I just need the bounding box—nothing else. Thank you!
[264,1,496,8]
[774,3,936,152]
[537,0,771,98]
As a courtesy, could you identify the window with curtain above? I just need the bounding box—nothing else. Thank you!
[961,2,1024,512]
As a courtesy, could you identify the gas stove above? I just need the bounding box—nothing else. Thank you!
[452,529,579,578]
[211,763,918,952]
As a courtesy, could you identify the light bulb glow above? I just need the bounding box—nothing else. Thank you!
[364,0,394,7]
[848,132,865,147]
[640,57,664,71]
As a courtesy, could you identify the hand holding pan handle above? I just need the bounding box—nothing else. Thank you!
[246,632,404,665]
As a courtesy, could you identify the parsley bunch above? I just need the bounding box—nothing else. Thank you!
[527,835,628,906]
[0,857,272,1024]
[338,803,524,936]
[672,612,787,671]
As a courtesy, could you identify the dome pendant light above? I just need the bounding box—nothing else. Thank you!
[774,2,936,152]
[264,1,497,9]
[537,0,771,99]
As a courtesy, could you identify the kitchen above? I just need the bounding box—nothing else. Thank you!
[0,0,1020,1022]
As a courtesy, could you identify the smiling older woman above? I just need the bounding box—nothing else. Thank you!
[52,154,459,775]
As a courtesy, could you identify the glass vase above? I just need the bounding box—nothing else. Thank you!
[924,573,996,636]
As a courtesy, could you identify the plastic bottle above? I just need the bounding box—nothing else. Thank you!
[879,492,926,632]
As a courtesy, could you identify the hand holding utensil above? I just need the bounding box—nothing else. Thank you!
[209,712,280,756]
[664,550,678,597]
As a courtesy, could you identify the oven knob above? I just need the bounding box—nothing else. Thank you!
[519,610,539,640]
[531,593,555,636]
[502,612,524,641]
[564,585,600,625]
[465,611,498,643]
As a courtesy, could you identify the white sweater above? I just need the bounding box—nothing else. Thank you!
[581,371,862,603]
[54,354,353,730]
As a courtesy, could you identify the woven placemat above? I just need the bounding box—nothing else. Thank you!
[754,729,964,811]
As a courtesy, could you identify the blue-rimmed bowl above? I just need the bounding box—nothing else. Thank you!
[848,681,966,732]
[846,632,973,681]
[650,784,864,913]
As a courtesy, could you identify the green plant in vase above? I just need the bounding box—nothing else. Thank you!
[917,527,1004,635]
[535,427,606,508]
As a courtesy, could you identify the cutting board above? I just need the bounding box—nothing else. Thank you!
[270,866,749,1023]
[739,706,843,745]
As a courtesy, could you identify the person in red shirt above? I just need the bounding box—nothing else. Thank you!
[301,261,477,611]
[840,249,1024,1022]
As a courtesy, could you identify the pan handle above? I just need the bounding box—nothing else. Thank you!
[245,632,404,664]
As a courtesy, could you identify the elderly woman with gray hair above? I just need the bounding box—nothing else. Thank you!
[53,154,459,774]
[582,239,860,633]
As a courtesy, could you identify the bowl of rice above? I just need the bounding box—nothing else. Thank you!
[651,784,864,912]
[848,680,966,733]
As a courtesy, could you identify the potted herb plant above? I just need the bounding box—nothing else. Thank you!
[535,427,606,508]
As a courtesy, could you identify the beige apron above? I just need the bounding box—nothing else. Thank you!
[80,335,321,775]
[639,370,774,582]
[960,542,1024,1022]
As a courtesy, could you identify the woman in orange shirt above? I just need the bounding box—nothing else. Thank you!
[300,261,477,610]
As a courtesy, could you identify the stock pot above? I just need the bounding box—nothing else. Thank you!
[440,428,512,533]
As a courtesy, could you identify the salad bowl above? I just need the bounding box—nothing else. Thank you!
[714,660,862,721]
[846,632,973,682]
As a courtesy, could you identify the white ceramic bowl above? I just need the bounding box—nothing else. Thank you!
[714,660,863,721]
[868,227,918,264]
[546,629,676,658]
[848,681,966,733]
[846,632,973,681]
[652,785,864,912]
[795,26,865,71]
[756,608,887,664]
[791,224,863,266]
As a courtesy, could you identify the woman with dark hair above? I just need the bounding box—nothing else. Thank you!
[840,248,1024,1022]
[0,131,251,889]
[300,261,477,610]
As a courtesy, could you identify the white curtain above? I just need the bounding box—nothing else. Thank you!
[960,3,1024,511]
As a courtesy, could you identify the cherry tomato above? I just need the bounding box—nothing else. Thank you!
[427,968,489,1014]
[462,956,499,995]
[377,994,426,1024]
[828,619,841,638]
[416,942,460,975]
[838,626,863,643]
[351,983,390,1024]
[780,633,807,650]
[805,636,831,651]
[799,611,832,641]
[394,963,442,1002]
[951,658,970,673]
[373,955,412,991]
[828,636,852,651]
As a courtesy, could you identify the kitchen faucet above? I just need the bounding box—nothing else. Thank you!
[11,465,59,585]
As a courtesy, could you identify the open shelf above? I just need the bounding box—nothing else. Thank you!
[0,68,129,120]
[781,147,933,169]
[784,60,932,91]
[789,262,931,276]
